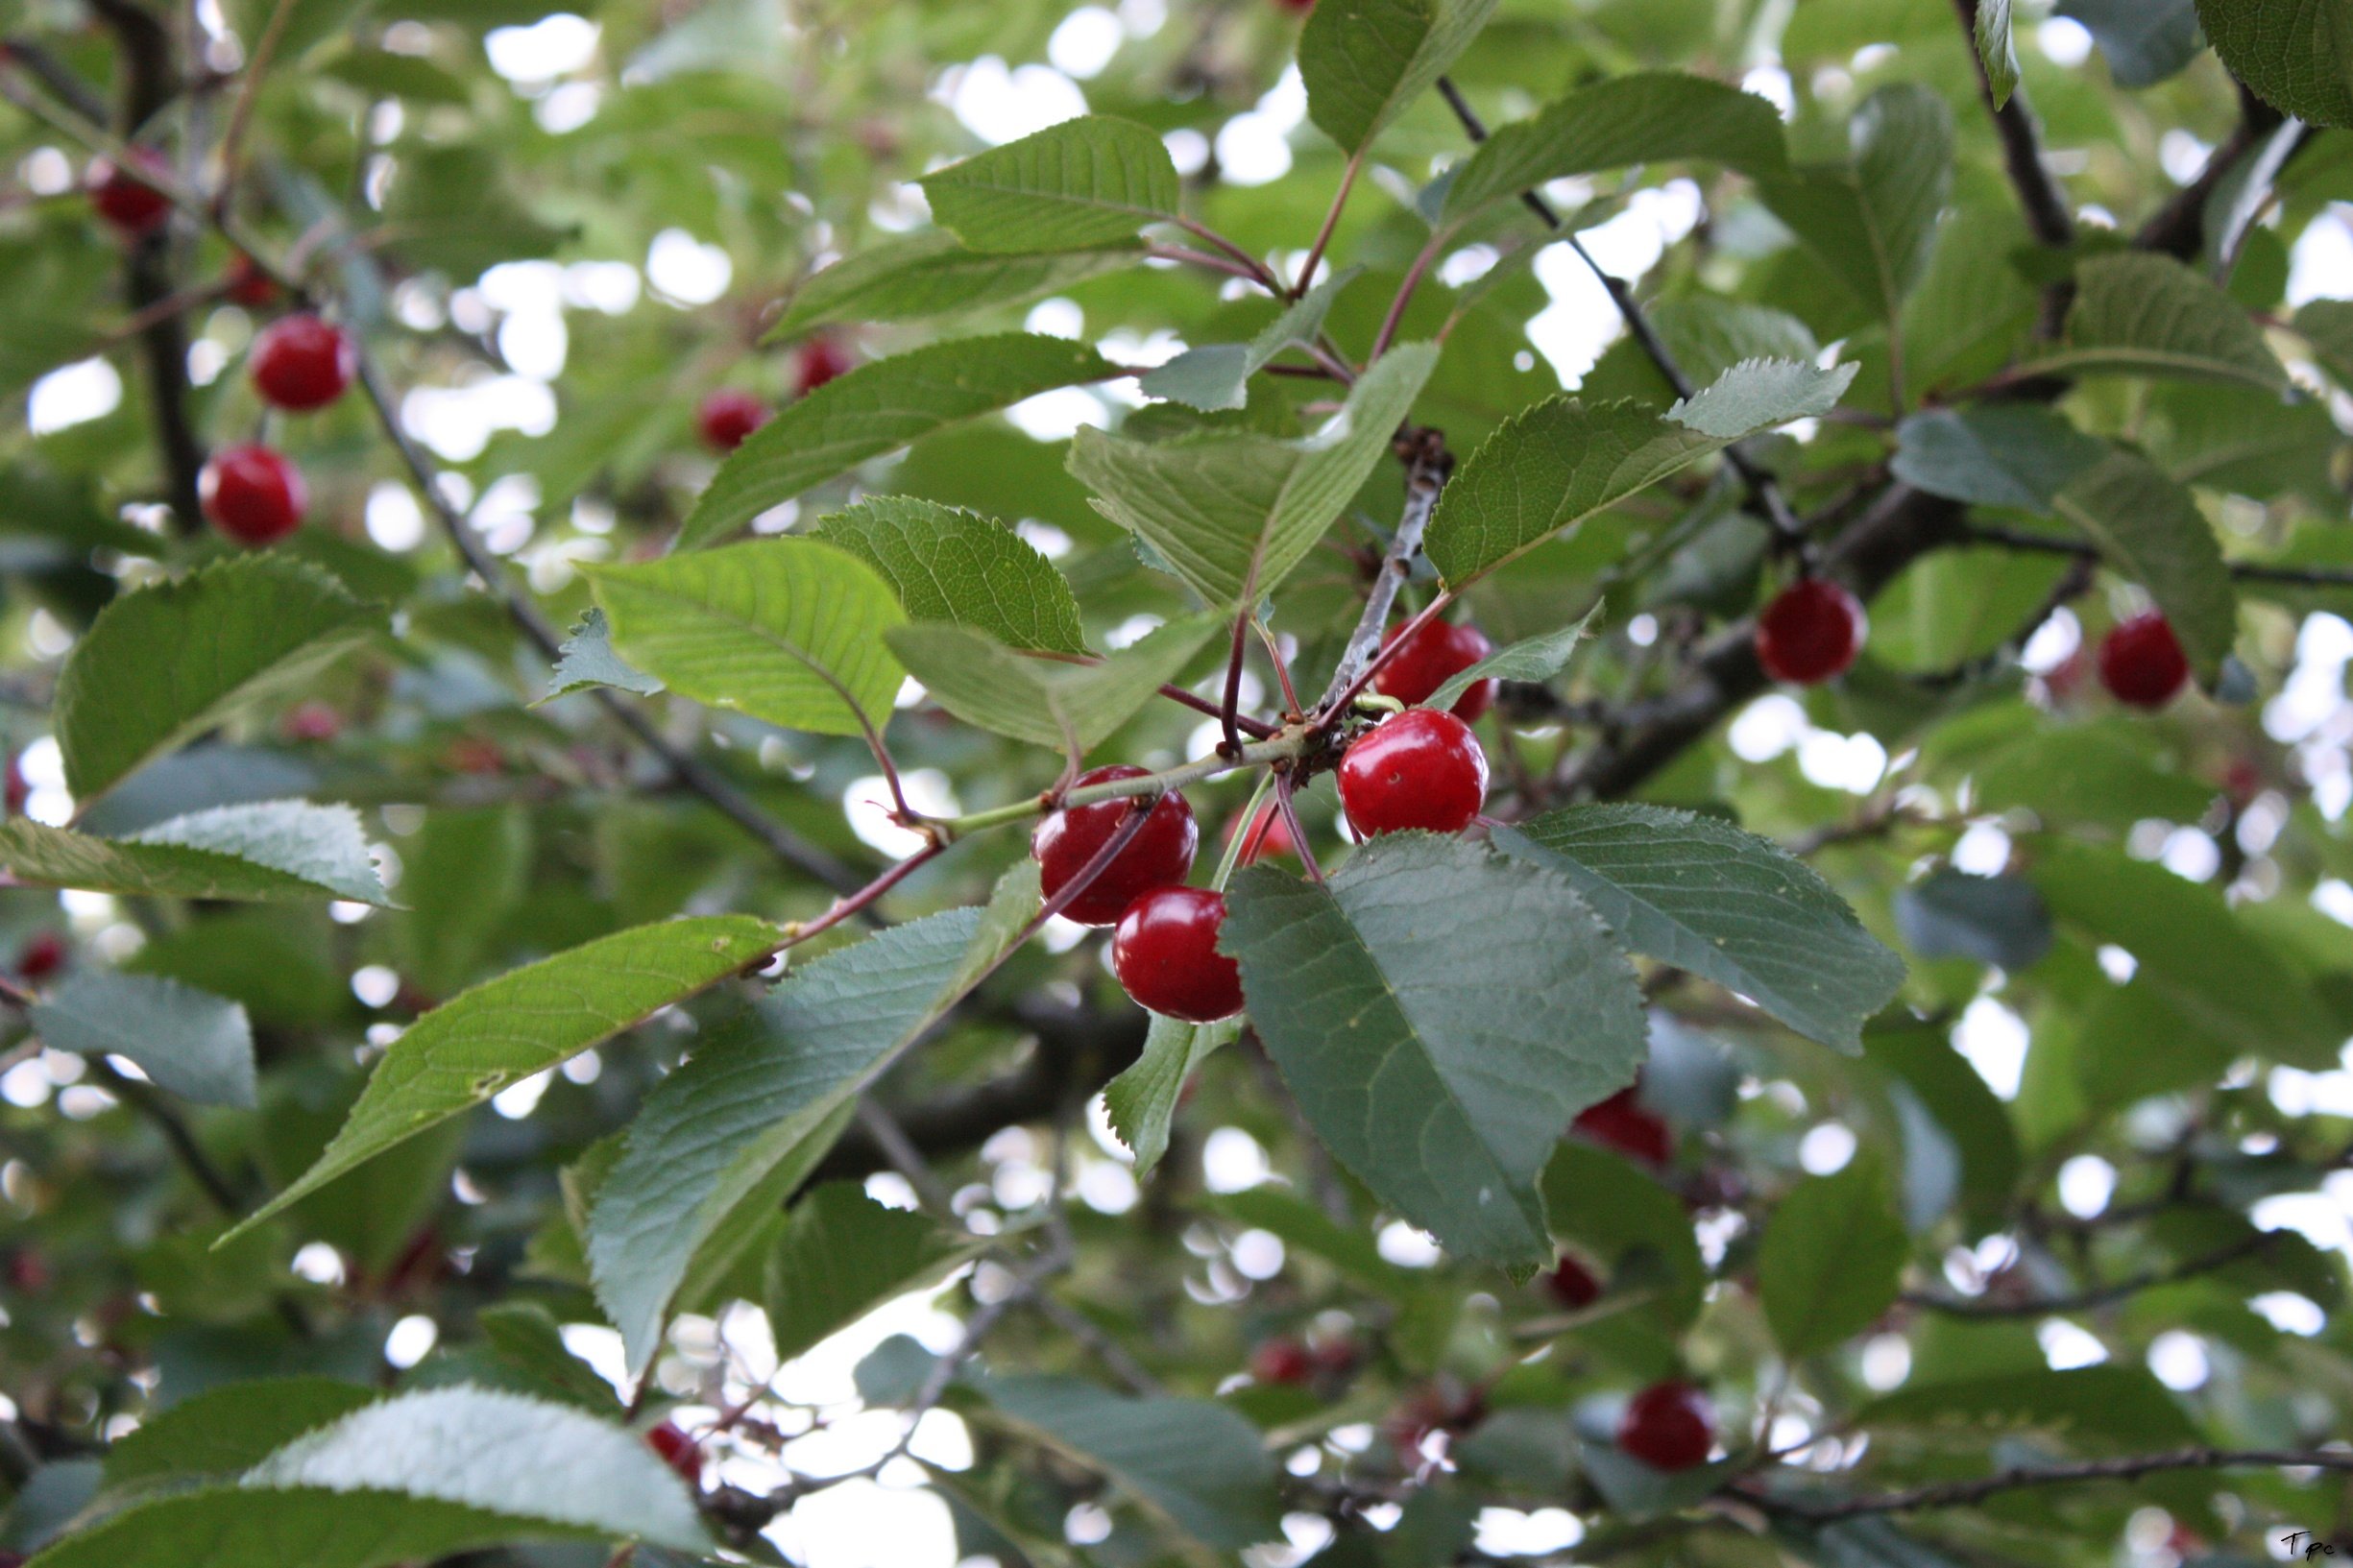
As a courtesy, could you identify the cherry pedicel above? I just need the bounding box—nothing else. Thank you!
[251,314,358,411]
[795,336,854,396]
[1573,1086,1672,1168]
[644,1420,702,1486]
[1542,1254,1601,1311]
[1755,578,1867,686]
[200,444,307,545]
[1616,1380,1713,1472]
[1031,765,1198,927]
[696,388,770,452]
[16,932,65,983]
[1337,708,1488,837]
[1371,617,1495,721]
[88,150,173,238]
[1111,885,1243,1024]
[1226,802,1298,865]
[1250,1337,1313,1386]
[2098,611,2190,709]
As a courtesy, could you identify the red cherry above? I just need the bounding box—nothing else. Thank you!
[1616,1380,1713,1471]
[795,336,853,396]
[1111,886,1243,1024]
[1755,578,1867,686]
[282,702,343,743]
[88,150,173,237]
[1032,766,1198,927]
[1337,708,1488,837]
[1250,1337,1313,1385]
[1542,1254,1601,1310]
[1311,1337,1360,1377]
[696,388,770,452]
[1574,1087,1673,1168]
[1225,803,1298,865]
[6,1246,51,1295]
[1371,617,1495,721]
[5,755,27,816]
[16,932,66,983]
[200,444,307,545]
[224,253,279,308]
[2098,612,2190,709]
[644,1420,702,1486]
[250,314,357,411]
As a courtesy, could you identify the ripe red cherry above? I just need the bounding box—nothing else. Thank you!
[224,253,279,308]
[1111,886,1243,1025]
[644,1420,702,1485]
[1250,1337,1313,1386]
[795,336,853,396]
[200,444,307,545]
[1032,766,1198,927]
[696,388,769,452]
[2098,612,2190,709]
[16,932,66,983]
[1337,708,1488,837]
[1225,803,1298,865]
[1543,1254,1601,1311]
[1371,617,1495,721]
[1574,1087,1673,1168]
[1755,577,1867,685]
[5,755,27,816]
[250,314,357,411]
[88,150,173,237]
[1617,1380,1713,1471]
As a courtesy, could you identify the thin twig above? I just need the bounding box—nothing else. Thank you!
[1315,437,1450,712]
[1745,1447,2353,1521]
[1952,0,2076,251]
[1295,153,1361,298]
[213,0,298,207]
[1902,1231,2281,1318]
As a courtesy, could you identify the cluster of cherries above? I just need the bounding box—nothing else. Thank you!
[694,337,856,453]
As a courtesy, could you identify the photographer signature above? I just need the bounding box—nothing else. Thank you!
[2286,1532,2342,1559]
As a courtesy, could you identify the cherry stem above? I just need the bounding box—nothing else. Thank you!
[1253,617,1302,716]
[1172,215,1284,296]
[1276,772,1324,884]
[940,734,1304,837]
[1210,771,1278,892]
[1294,154,1361,299]
[1218,609,1250,759]
[1370,227,1449,362]
[772,841,944,956]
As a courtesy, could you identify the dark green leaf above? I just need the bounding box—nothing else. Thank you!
[1104,1012,1240,1175]
[2195,0,2353,127]
[1893,869,2054,971]
[1760,85,1953,326]
[2059,0,2207,85]
[1298,0,1502,156]
[886,613,1219,755]
[100,1379,378,1489]
[2032,253,2290,392]
[764,1184,981,1364]
[32,972,255,1108]
[1757,1155,1907,1358]
[1140,266,1360,412]
[1889,406,2108,515]
[1421,612,1594,715]
[2051,451,2238,687]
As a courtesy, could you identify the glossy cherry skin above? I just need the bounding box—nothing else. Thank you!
[1543,1254,1601,1311]
[1371,617,1495,721]
[696,388,770,452]
[1112,886,1244,1024]
[200,444,307,545]
[250,314,357,411]
[795,336,853,395]
[88,151,173,237]
[1338,709,1488,837]
[1251,1337,1313,1386]
[644,1421,702,1485]
[1574,1087,1673,1168]
[2098,612,2190,709]
[1755,578,1867,686]
[1032,766,1198,927]
[224,253,279,308]
[1617,1380,1713,1472]
[16,932,65,983]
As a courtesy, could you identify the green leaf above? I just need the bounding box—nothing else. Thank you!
[0,803,391,905]
[54,556,380,801]
[980,1377,1283,1550]
[1298,0,1502,156]
[100,1379,378,1490]
[586,538,907,738]
[2050,451,2238,687]
[1498,806,1904,1053]
[1538,1142,1709,1326]
[1757,1154,1908,1358]
[1140,266,1360,412]
[886,613,1220,756]
[1070,343,1436,609]
[918,116,1181,253]
[1104,1012,1240,1175]
[815,496,1086,655]
[1893,870,2053,971]
[2059,0,2206,86]
[674,333,1118,550]
[471,1304,625,1412]
[397,806,532,999]
[1421,611,1594,715]
[1206,1186,1404,1297]
[2295,298,2353,387]
[1977,0,2021,107]
[764,1183,981,1364]
[2030,253,2290,392]
[31,971,255,1108]
[1441,73,1786,226]
[1858,1363,2199,1446]
[1223,833,1648,1266]
[2195,0,2353,127]
[1889,406,2108,515]
[1424,359,1856,588]
[230,916,778,1240]
[544,609,662,702]
[765,232,1144,342]
[1759,84,1953,327]
[590,866,1041,1374]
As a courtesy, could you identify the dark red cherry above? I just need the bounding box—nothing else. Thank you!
[224,253,279,308]
[200,444,306,545]
[1543,1254,1601,1311]
[88,150,173,237]
[2098,612,2190,709]
[644,1420,702,1485]
[5,755,27,816]
[1225,803,1298,865]
[16,932,66,983]
[696,388,770,452]
[1574,1087,1673,1168]
[1111,886,1243,1024]
[1617,1380,1713,1471]
[250,314,357,411]
[795,336,853,395]
[1337,708,1488,837]
[1250,1337,1313,1386]
[1371,617,1495,721]
[1755,578,1867,686]
[1031,765,1198,927]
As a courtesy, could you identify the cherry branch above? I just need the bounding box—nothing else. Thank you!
[1951,0,2077,252]
[1745,1447,2353,1521]
[1315,429,1452,713]
[1901,1230,2282,1318]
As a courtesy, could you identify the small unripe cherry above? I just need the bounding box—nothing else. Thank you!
[16,932,66,983]
[1755,577,1867,686]
[644,1420,702,1485]
[200,444,307,545]
[1250,1337,1313,1386]
[696,388,770,452]
[250,313,357,411]
[1337,708,1488,837]
[88,150,173,238]
[1032,766,1199,926]
[1573,1086,1672,1168]
[1111,886,1243,1024]
[1371,617,1495,721]
[1616,1380,1713,1471]
[2097,612,2190,709]
[1542,1254,1601,1310]
[795,336,853,396]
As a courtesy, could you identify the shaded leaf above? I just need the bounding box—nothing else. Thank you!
[32,971,255,1108]
[1104,1012,1240,1175]
[2195,0,2353,127]
[1757,1154,1908,1358]
[2033,253,2290,392]
[766,232,1144,342]
[1894,869,2053,971]
[1140,266,1360,412]
[2059,0,2207,86]
[1889,406,2108,515]
[0,803,390,905]
[1539,1141,1709,1325]
[1760,85,1953,327]
[919,116,1181,253]
[886,613,1219,755]
[816,496,1086,654]
[764,1184,981,1364]
[1423,611,1595,714]
[2051,450,2238,687]
[1299,0,1501,156]
[101,1379,378,1489]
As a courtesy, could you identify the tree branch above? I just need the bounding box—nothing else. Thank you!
[1316,426,1450,712]
[1952,0,2076,250]
[1747,1447,2353,1521]
[1902,1231,2282,1317]
[1968,523,2353,587]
